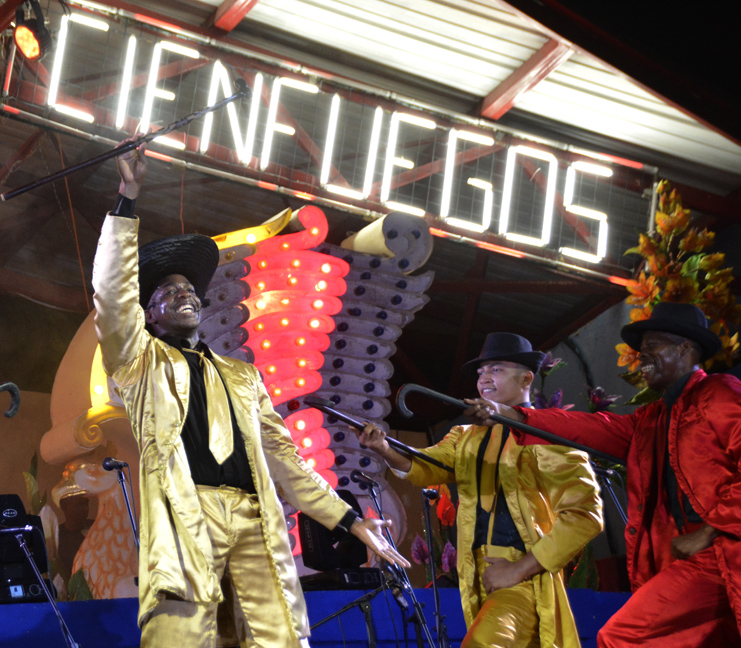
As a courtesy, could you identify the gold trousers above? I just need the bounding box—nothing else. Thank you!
[141,485,304,648]
[461,545,539,648]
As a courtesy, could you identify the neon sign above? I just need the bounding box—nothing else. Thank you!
[4,3,654,271]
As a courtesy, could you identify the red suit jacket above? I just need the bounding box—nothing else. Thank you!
[518,370,741,628]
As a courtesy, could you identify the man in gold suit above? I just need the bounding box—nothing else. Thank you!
[92,136,409,648]
[356,333,603,647]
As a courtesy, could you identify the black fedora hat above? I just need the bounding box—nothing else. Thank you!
[620,302,721,361]
[138,234,219,309]
[462,333,546,376]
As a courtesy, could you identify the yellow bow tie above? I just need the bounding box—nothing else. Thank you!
[183,348,234,464]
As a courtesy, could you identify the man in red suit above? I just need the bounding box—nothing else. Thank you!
[468,303,741,646]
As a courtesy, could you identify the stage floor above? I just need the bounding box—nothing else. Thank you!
[1,588,630,647]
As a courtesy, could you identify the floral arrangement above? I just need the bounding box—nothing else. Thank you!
[410,484,458,585]
[616,180,739,396]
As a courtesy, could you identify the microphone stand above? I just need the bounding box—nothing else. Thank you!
[420,490,450,648]
[0,526,80,648]
[105,462,140,552]
[589,461,628,525]
[364,479,438,648]
[309,583,385,648]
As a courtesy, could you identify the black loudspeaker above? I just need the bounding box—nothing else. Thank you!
[299,489,368,571]
[0,494,53,603]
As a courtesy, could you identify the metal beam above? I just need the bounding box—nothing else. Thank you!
[0,267,90,312]
[211,0,260,33]
[481,38,572,120]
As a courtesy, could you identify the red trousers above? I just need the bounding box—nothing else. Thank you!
[598,546,741,648]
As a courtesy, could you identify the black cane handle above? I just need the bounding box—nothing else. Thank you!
[1,382,21,418]
[395,383,626,465]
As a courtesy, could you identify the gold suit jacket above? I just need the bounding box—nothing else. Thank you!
[405,424,603,647]
[92,215,351,637]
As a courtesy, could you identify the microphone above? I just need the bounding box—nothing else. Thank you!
[351,469,379,487]
[422,488,438,499]
[102,457,128,471]
[234,77,252,99]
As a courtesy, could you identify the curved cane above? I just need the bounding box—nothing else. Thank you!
[303,396,454,473]
[395,383,625,466]
[1,382,21,418]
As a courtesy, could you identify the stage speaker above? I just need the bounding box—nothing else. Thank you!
[299,489,367,571]
[0,494,53,603]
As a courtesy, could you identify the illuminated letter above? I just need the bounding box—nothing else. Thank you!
[320,94,342,187]
[115,35,137,130]
[200,60,250,161]
[499,145,558,247]
[381,112,436,216]
[559,161,612,263]
[261,77,319,171]
[48,13,109,123]
[440,129,495,232]
[140,41,200,149]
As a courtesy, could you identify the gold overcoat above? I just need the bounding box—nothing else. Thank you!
[405,424,603,647]
[92,215,351,638]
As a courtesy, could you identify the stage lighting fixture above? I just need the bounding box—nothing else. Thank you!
[13,1,53,62]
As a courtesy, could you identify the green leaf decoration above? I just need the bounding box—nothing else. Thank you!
[618,369,645,389]
[624,386,661,407]
[29,452,38,481]
[68,570,94,601]
[22,472,41,515]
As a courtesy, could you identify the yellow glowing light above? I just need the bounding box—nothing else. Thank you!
[320,263,331,273]
[257,282,266,290]
[288,277,298,286]
[312,300,324,310]
[256,300,266,310]
[309,319,320,329]
[267,365,277,374]
[307,458,316,468]
[281,318,289,326]
[280,298,290,305]
[261,340,271,349]
[282,243,289,250]
[93,384,105,395]
[291,259,300,268]
[295,378,306,387]
[310,227,319,235]
[296,337,306,346]
[315,280,327,291]
[273,387,282,397]
[211,208,292,250]
[302,438,313,448]
[259,260,267,269]
[295,420,306,431]
[297,358,307,367]
[246,233,257,244]
[255,322,264,331]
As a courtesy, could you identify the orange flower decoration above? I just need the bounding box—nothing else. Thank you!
[699,253,726,272]
[629,306,652,322]
[656,208,689,237]
[663,276,698,303]
[680,228,716,254]
[616,343,640,372]
[626,272,659,306]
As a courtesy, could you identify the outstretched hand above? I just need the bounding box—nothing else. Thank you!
[115,133,149,199]
[463,398,524,427]
[350,517,411,568]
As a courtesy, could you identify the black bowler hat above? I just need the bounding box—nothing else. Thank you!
[620,302,722,361]
[138,234,219,309]
[462,333,546,376]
